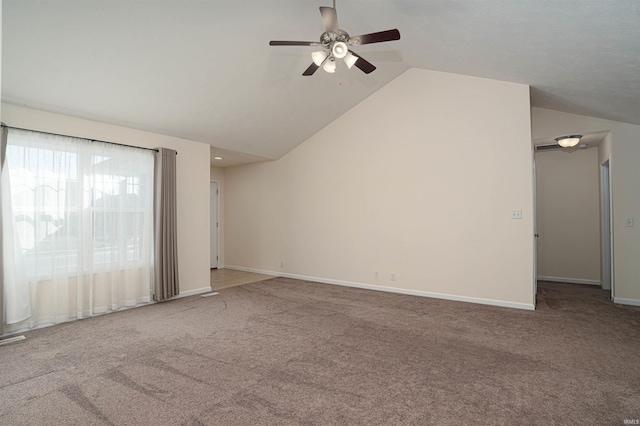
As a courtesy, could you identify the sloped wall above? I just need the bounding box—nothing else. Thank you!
[225,68,534,309]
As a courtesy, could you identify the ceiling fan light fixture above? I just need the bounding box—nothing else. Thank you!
[555,135,582,148]
[332,41,348,59]
[312,50,329,66]
[323,57,336,73]
[268,4,401,76]
[344,52,358,69]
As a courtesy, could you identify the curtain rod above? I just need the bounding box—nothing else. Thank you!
[0,124,175,155]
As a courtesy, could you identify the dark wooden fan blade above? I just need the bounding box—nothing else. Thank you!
[269,40,319,46]
[350,29,400,45]
[319,6,339,33]
[302,62,320,76]
[348,50,376,74]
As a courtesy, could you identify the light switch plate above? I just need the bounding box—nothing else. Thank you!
[626,218,634,227]
[511,209,522,219]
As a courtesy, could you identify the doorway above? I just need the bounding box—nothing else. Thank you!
[210,181,219,269]
[533,139,605,301]
[600,161,613,298]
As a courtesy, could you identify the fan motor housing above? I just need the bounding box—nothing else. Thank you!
[320,29,350,46]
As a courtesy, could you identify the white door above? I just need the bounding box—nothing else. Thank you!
[210,181,219,268]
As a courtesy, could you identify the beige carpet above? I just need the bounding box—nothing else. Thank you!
[1,278,639,425]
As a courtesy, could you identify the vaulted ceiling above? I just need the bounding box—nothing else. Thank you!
[3,1,639,163]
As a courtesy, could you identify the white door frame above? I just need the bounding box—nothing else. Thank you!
[600,160,614,298]
[210,180,220,269]
[532,153,538,307]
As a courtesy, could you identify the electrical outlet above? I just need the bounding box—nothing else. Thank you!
[390,273,396,281]
[280,261,285,268]
[374,272,379,279]
[626,218,634,227]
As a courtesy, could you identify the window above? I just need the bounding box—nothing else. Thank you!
[8,138,153,278]
[3,128,155,331]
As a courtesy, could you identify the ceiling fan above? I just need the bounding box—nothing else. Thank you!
[269,1,400,76]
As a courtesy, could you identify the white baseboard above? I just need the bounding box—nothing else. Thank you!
[538,276,601,286]
[175,286,213,298]
[614,297,640,307]
[224,265,280,277]
[225,265,534,311]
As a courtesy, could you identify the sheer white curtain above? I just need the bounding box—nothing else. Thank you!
[2,129,154,334]
[2,126,31,331]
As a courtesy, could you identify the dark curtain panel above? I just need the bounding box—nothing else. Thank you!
[153,148,179,301]
[0,127,8,334]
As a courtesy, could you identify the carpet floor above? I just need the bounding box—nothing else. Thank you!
[0,278,639,425]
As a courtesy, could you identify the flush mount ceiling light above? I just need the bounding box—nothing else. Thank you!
[555,135,582,148]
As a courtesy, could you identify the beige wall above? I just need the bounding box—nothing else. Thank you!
[225,68,535,309]
[532,107,640,305]
[535,147,601,283]
[1,103,211,295]
[210,165,225,266]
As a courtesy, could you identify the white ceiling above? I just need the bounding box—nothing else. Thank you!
[3,1,639,165]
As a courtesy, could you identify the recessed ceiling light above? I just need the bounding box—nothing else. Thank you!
[213,156,223,160]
